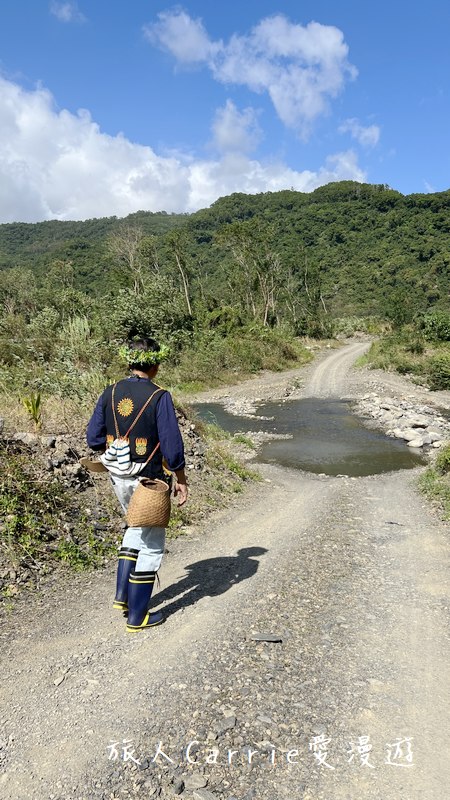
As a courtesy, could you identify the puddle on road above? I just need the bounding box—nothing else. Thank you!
[194,398,425,477]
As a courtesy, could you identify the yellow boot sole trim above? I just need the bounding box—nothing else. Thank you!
[118,556,138,562]
[129,579,155,585]
[126,612,163,632]
[113,601,128,610]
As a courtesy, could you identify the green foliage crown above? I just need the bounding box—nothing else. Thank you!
[118,343,170,366]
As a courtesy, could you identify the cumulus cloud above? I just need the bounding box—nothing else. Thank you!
[339,117,380,148]
[211,100,262,154]
[144,9,219,63]
[50,2,86,24]
[0,76,365,223]
[187,149,365,211]
[145,10,357,137]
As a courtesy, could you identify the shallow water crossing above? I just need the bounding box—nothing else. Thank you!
[194,397,425,477]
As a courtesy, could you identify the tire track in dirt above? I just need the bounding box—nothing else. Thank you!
[304,341,370,397]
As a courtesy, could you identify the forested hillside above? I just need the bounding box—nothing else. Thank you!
[188,181,450,318]
[1,181,449,316]
[0,210,187,289]
[1,181,449,408]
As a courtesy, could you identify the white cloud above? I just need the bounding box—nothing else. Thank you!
[145,11,356,137]
[339,117,380,148]
[211,100,262,154]
[50,2,86,24]
[0,76,365,223]
[187,149,365,211]
[144,9,219,63]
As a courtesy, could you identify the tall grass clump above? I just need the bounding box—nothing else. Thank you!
[362,323,450,389]
[419,442,450,520]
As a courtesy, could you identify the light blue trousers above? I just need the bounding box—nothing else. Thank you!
[109,475,165,572]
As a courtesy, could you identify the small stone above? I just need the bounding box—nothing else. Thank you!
[193,791,217,800]
[42,435,57,448]
[399,428,421,441]
[407,438,424,448]
[215,716,237,735]
[184,773,208,790]
[55,441,74,456]
[14,431,39,446]
[409,415,430,428]
[53,674,66,687]
[249,633,282,643]
[173,778,185,795]
[65,464,83,477]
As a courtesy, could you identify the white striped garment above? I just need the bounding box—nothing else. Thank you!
[100,439,145,477]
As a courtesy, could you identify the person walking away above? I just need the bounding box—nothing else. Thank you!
[86,337,188,632]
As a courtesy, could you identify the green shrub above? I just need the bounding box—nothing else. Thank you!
[405,337,425,355]
[333,316,385,336]
[428,352,450,390]
[20,392,43,430]
[419,465,450,520]
[420,311,450,342]
[169,327,311,389]
[394,359,416,375]
[435,443,450,475]
[0,447,69,565]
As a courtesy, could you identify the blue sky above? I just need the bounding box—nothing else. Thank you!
[0,0,449,221]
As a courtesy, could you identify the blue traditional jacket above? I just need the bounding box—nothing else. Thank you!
[86,376,185,479]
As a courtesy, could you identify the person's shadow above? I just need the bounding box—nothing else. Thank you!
[153,547,268,619]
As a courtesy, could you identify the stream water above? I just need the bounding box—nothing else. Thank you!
[194,398,425,477]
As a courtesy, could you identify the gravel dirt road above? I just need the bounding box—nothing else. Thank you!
[1,343,449,800]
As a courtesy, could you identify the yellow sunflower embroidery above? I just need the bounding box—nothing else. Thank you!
[117,397,134,417]
[135,437,148,456]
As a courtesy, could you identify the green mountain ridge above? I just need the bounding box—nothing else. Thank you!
[1,181,449,317]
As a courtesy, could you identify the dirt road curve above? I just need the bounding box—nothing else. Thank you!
[304,341,370,397]
[1,344,449,800]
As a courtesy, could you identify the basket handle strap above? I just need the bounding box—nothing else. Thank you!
[111,383,120,438]
[143,441,161,467]
[111,386,164,439]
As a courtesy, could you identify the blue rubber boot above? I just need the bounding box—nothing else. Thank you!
[113,548,139,611]
[126,571,164,633]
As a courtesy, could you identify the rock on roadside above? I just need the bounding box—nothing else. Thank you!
[355,394,449,450]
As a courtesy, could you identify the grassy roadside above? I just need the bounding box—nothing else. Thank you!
[418,442,450,521]
[357,330,450,390]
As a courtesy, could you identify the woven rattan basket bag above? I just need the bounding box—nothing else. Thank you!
[127,478,171,528]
